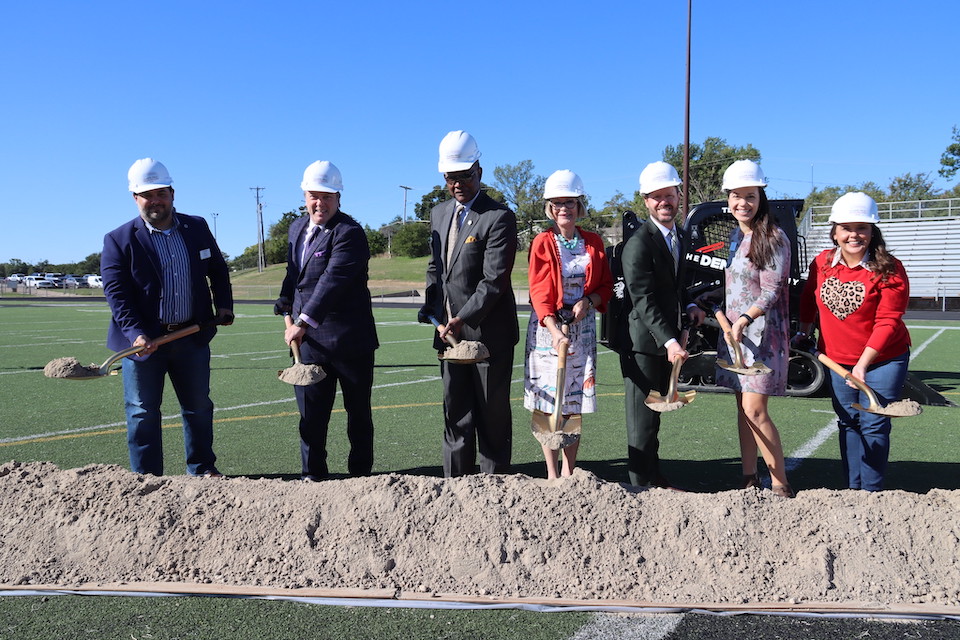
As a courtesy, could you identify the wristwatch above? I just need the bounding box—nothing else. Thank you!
[293,317,309,329]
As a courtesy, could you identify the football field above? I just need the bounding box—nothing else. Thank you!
[1,299,959,639]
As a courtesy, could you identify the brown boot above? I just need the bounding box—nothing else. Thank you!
[741,472,761,489]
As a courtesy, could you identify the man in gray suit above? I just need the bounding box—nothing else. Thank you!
[419,131,519,477]
[618,161,704,488]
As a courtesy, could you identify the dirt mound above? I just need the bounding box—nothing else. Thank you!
[1,461,958,606]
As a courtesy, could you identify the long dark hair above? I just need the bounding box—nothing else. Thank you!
[742,188,784,271]
[829,223,898,282]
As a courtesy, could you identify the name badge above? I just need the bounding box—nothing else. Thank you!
[199,248,211,260]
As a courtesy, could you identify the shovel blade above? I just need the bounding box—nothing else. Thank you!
[531,410,581,449]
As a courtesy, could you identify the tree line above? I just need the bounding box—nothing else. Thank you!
[5,130,960,277]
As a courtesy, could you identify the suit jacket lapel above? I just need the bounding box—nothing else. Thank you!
[442,200,460,276]
[133,218,163,277]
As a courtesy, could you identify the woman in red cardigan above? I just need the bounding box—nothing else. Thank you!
[794,192,911,491]
[525,170,613,479]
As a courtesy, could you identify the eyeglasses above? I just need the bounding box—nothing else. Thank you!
[444,170,477,185]
[549,199,579,210]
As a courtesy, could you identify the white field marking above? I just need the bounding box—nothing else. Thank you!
[1,376,442,445]
[785,326,944,470]
[382,368,415,375]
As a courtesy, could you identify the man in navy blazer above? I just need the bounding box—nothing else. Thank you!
[617,161,704,488]
[101,158,233,477]
[278,161,379,481]
[419,131,519,477]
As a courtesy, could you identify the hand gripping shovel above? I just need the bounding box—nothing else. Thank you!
[278,315,326,386]
[645,328,697,412]
[531,318,581,449]
[428,316,490,364]
[714,306,772,376]
[44,324,206,380]
[812,348,922,418]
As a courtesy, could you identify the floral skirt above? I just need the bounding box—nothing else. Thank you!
[523,310,598,414]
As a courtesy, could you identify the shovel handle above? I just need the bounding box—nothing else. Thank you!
[428,315,459,348]
[713,306,747,368]
[98,324,203,372]
[283,314,305,365]
[812,350,881,406]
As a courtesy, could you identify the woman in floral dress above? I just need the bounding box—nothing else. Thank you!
[715,160,793,497]
[525,170,613,479]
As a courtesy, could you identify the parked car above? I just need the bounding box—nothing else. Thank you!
[6,273,25,283]
[84,274,103,288]
[63,275,89,288]
[23,276,56,289]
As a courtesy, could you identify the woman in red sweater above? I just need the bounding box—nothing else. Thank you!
[795,192,911,491]
[525,170,613,478]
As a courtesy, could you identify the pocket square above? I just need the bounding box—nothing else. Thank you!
[464,236,477,244]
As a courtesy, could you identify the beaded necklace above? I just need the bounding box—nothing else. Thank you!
[556,230,581,251]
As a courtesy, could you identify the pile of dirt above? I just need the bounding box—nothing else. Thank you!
[42,357,99,379]
[1,460,958,607]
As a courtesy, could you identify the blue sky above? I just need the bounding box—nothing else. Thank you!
[1,0,957,265]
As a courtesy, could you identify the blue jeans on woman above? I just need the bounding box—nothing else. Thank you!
[122,339,217,476]
[829,350,909,491]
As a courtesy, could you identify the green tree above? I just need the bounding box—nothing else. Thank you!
[939,125,960,180]
[803,182,884,215]
[264,209,304,264]
[231,245,261,270]
[365,225,387,256]
[413,185,449,221]
[75,253,101,275]
[492,160,546,249]
[662,137,761,205]
[391,222,430,257]
[887,172,939,201]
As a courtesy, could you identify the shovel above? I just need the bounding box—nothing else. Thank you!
[714,306,772,376]
[428,316,490,364]
[645,329,697,412]
[44,324,205,380]
[277,315,326,386]
[812,348,922,418]
[531,320,582,449]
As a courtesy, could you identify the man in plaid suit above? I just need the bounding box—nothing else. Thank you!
[277,161,379,481]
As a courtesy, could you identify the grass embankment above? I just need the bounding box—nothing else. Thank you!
[231,255,532,300]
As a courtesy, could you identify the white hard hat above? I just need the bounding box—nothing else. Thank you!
[722,159,767,191]
[638,161,682,195]
[543,170,585,199]
[438,130,481,173]
[301,161,343,193]
[128,158,173,193]
[829,192,880,225]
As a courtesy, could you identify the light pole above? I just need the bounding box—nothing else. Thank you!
[211,212,219,239]
[399,185,412,224]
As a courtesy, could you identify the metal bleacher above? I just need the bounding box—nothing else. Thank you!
[799,198,960,309]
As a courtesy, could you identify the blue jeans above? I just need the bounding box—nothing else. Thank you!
[122,339,216,476]
[829,350,909,491]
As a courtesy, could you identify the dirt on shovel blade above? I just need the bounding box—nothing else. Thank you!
[277,363,326,386]
[875,399,923,417]
[44,357,101,379]
[439,341,489,362]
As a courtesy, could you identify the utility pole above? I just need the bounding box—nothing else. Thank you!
[211,212,219,239]
[250,187,266,272]
[399,185,412,224]
[682,0,692,218]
